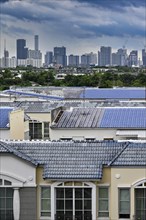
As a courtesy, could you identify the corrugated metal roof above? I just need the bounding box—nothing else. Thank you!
[79,88,146,99]
[52,107,146,129]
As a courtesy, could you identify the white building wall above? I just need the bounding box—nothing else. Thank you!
[50,128,117,140]
[0,129,10,140]
[0,155,36,187]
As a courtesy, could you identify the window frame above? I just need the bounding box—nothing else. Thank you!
[0,187,14,220]
[40,186,51,218]
[118,188,130,219]
[98,186,109,218]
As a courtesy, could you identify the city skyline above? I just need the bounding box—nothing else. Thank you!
[1,0,145,58]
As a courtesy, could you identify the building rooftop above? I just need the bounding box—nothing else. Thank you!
[52,107,146,129]
[1,140,146,180]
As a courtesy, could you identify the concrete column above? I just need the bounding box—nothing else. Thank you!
[13,188,20,220]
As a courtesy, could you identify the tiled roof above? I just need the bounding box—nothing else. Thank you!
[0,140,125,180]
[110,142,146,166]
[52,107,146,129]
[0,141,37,165]
[0,107,13,128]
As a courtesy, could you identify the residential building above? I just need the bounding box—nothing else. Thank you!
[0,107,29,140]
[1,140,146,220]
[112,48,128,66]
[68,54,79,67]
[98,46,112,66]
[54,46,67,67]
[50,107,146,141]
[81,52,97,67]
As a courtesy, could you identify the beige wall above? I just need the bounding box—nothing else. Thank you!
[10,109,29,140]
[27,113,51,122]
[111,167,146,220]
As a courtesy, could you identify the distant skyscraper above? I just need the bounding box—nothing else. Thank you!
[81,52,97,67]
[142,48,146,66]
[68,54,79,67]
[112,48,128,66]
[16,39,28,59]
[44,51,53,66]
[54,46,67,67]
[34,35,39,51]
[128,50,138,67]
[98,46,112,66]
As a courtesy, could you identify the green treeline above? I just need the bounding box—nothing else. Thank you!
[0,68,146,90]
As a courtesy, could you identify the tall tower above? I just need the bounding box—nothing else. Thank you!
[98,46,112,66]
[16,39,28,59]
[54,46,67,67]
[34,35,39,51]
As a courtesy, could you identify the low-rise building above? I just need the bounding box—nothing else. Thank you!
[0,140,146,220]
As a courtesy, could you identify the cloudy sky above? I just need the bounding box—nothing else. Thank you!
[0,0,146,59]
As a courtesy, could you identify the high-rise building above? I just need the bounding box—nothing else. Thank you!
[112,48,128,66]
[98,46,112,66]
[81,52,97,66]
[44,51,53,66]
[54,46,67,67]
[68,54,79,67]
[16,39,28,59]
[128,50,138,67]
[34,35,39,51]
[142,48,146,67]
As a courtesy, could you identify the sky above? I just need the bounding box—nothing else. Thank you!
[0,0,146,59]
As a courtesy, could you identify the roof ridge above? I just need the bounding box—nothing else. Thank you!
[0,141,38,166]
[108,142,129,166]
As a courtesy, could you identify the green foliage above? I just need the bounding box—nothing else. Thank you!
[0,67,146,90]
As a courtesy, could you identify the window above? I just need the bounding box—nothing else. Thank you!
[119,188,130,219]
[44,122,49,138]
[29,122,42,139]
[135,188,146,219]
[41,187,51,217]
[98,187,109,217]
[0,188,13,220]
[56,188,92,220]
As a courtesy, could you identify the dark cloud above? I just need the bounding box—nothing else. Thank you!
[0,0,9,2]
[78,0,145,8]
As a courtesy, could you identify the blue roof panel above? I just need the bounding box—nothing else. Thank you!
[0,107,13,128]
[99,108,146,128]
[79,88,145,99]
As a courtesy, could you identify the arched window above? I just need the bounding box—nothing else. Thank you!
[135,180,146,220]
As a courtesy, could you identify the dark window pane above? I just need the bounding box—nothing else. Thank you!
[75,189,82,198]
[65,188,73,199]
[6,210,13,220]
[0,179,2,185]
[6,188,13,197]
[56,200,64,210]
[84,200,91,210]
[6,198,13,209]
[0,188,5,197]
[4,180,11,186]
[84,189,91,198]
[75,200,82,210]
[65,200,73,210]
[56,188,64,198]
[0,198,5,209]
